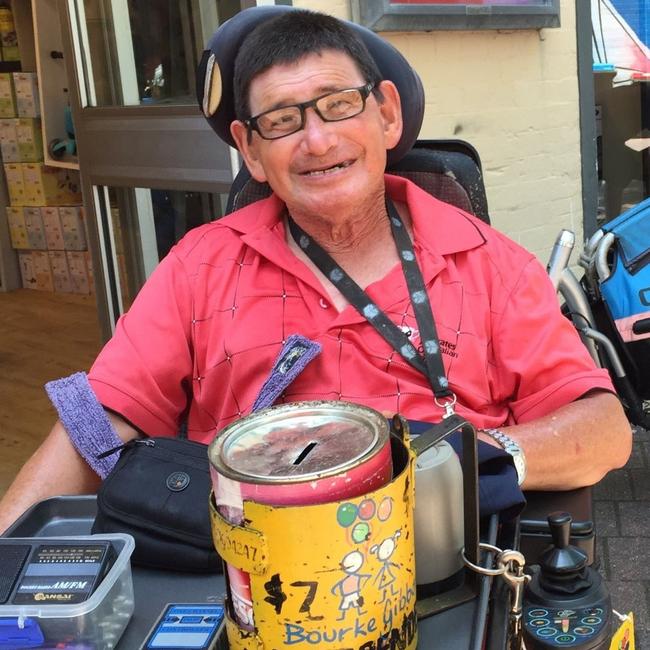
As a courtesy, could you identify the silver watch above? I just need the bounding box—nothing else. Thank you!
[481,428,527,486]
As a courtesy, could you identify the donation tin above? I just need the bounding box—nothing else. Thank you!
[208,401,394,632]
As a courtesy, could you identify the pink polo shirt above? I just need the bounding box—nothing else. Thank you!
[88,175,613,443]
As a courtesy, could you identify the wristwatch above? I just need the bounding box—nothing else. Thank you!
[481,428,527,486]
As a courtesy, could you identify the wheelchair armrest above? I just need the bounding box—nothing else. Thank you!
[518,486,595,566]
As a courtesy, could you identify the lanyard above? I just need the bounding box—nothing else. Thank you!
[288,198,456,414]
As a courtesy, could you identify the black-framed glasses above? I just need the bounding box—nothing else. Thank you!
[244,82,376,140]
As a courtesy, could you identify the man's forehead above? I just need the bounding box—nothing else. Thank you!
[248,50,364,99]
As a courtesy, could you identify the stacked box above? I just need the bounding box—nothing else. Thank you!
[60,205,87,250]
[12,73,40,118]
[31,250,53,291]
[23,163,82,205]
[23,207,47,250]
[3,162,23,204]
[0,6,18,62]
[0,73,15,117]
[16,118,43,161]
[18,251,36,289]
[6,205,28,249]
[49,250,73,292]
[41,206,64,250]
[67,251,90,294]
[0,118,17,161]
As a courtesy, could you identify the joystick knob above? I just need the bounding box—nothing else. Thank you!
[540,512,588,578]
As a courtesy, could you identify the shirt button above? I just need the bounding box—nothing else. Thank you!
[319,298,329,309]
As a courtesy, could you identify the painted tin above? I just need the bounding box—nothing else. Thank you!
[210,434,417,650]
[209,401,394,630]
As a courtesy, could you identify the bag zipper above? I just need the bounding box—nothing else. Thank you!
[96,437,155,460]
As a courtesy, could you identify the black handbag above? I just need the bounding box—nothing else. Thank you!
[91,436,222,573]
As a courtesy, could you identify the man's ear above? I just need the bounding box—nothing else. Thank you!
[376,80,403,152]
[230,120,268,183]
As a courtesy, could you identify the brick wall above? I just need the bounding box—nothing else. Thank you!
[294,1,583,263]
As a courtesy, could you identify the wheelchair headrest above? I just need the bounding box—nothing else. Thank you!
[197,6,424,168]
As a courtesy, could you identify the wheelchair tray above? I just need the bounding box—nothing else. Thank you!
[3,496,504,649]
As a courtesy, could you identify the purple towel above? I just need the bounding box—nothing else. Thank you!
[45,372,123,478]
[252,334,322,411]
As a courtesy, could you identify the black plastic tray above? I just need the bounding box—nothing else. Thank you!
[3,496,491,649]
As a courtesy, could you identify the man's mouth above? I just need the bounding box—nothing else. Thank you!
[301,160,353,176]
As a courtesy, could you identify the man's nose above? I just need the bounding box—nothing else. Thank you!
[299,107,336,155]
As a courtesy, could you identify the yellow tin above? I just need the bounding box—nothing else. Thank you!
[210,436,417,650]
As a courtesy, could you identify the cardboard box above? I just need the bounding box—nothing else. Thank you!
[22,163,82,205]
[18,251,36,289]
[59,205,87,250]
[24,207,47,250]
[1,46,19,61]
[0,117,18,161]
[0,6,17,48]
[41,206,64,250]
[31,250,54,291]
[6,205,28,249]
[16,118,43,162]
[0,72,15,117]
[12,72,40,118]
[3,162,23,205]
[83,250,94,294]
[67,251,90,294]
[49,250,73,293]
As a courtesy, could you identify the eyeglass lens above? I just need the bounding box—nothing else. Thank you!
[255,87,367,139]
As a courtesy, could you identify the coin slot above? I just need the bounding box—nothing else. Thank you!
[294,442,318,465]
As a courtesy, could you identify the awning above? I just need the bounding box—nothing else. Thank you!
[592,0,650,85]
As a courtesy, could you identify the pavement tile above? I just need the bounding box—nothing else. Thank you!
[634,626,650,646]
[593,501,618,537]
[607,537,650,581]
[625,440,647,469]
[618,501,650,536]
[630,469,650,500]
[593,469,633,500]
[606,581,649,627]
[633,426,650,442]
[596,536,609,581]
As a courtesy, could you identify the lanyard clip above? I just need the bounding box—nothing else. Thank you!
[434,393,457,419]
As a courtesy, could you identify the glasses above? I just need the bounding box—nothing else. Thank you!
[245,83,375,140]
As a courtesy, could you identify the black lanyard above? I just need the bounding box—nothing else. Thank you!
[287,198,454,404]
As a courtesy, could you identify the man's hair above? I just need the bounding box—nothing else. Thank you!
[233,10,383,120]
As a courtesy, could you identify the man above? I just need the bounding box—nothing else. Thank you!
[0,9,631,533]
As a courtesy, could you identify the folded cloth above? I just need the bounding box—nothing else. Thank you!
[407,419,526,521]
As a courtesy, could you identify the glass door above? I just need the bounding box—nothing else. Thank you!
[58,0,243,340]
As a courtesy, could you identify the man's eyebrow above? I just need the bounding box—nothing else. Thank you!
[263,85,352,112]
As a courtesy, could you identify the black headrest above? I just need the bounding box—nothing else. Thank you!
[197,6,424,168]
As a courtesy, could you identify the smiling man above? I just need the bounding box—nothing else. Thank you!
[0,9,632,532]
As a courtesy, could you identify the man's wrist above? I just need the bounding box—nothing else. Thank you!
[479,428,527,486]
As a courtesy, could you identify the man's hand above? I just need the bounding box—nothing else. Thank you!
[0,413,139,534]
[496,391,632,491]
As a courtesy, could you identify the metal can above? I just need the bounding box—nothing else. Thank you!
[208,401,393,630]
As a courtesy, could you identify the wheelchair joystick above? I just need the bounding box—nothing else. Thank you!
[522,511,611,649]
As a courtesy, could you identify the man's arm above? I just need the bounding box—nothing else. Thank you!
[0,413,139,534]
[486,390,632,491]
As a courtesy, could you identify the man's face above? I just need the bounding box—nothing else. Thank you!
[231,50,402,223]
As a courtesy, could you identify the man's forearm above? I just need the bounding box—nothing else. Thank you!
[0,413,140,534]
[497,391,632,491]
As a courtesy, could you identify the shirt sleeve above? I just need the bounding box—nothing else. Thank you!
[492,256,615,424]
[87,248,193,437]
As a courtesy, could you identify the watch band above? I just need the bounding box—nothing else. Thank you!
[481,428,527,486]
